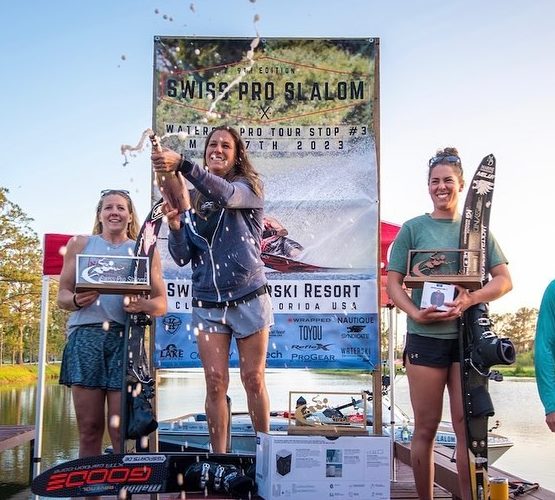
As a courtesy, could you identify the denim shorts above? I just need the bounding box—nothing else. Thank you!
[192,293,274,339]
[59,323,125,390]
[403,333,460,368]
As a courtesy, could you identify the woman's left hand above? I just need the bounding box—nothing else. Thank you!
[123,294,149,314]
[443,285,474,317]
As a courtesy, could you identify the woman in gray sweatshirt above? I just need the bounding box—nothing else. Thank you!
[152,125,273,453]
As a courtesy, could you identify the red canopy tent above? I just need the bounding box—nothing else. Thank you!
[380,221,401,307]
[41,223,401,286]
[42,233,72,276]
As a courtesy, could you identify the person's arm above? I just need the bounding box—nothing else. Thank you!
[179,158,263,208]
[57,235,100,311]
[535,281,555,431]
[123,248,167,317]
[151,148,263,209]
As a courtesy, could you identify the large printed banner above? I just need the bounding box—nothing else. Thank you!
[152,37,380,369]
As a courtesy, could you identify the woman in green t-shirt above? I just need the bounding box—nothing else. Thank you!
[386,148,512,500]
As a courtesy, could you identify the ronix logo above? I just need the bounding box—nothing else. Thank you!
[291,343,333,351]
[160,344,184,359]
[162,315,182,334]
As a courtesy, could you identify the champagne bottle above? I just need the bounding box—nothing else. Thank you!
[150,134,190,213]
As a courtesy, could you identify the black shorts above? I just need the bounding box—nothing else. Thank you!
[403,334,460,368]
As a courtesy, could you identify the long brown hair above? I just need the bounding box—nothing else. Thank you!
[191,125,262,215]
[92,190,140,240]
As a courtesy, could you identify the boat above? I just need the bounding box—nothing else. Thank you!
[158,394,513,464]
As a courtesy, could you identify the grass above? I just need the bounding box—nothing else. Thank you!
[0,364,60,386]
[0,359,535,387]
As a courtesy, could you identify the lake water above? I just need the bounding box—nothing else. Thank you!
[1,370,554,498]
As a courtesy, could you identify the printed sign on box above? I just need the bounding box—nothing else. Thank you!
[255,432,390,499]
[420,281,455,312]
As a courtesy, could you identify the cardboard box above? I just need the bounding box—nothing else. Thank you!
[420,281,455,311]
[256,432,390,499]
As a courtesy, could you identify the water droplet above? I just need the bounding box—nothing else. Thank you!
[110,414,121,429]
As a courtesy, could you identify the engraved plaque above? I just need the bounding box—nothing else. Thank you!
[75,254,150,294]
[404,248,482,290]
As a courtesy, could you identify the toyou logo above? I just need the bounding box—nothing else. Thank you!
[162,315,182,334]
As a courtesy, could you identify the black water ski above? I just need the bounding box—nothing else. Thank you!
[31,452,256,498]
[120,198,165,452]
[458,154,515,500]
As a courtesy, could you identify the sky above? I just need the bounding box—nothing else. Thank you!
[1,0,554,313]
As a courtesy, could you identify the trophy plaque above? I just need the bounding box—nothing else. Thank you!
[287,391,369,437]
[403,248,483,290]
[75,254,151,294]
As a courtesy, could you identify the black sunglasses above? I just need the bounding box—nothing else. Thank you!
[428,155,461,168]
[100,189,130,197]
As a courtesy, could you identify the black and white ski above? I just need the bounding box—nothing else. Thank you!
[458,154,515,500]
[120,197,165,452]
[31,452,256,498]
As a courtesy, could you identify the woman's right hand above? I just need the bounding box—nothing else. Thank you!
[411,306,461,324]
[73,290,99,309]
[151,148,181,173]
[162,202,181,231]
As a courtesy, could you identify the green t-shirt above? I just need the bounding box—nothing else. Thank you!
[387,214,508,339]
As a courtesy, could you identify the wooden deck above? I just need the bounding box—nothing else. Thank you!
[0,425,35,453]
[395,441,555,500]
[0,425,35,484]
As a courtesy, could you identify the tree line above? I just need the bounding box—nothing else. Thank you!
[0,187,67,365]
[0,186,540,366]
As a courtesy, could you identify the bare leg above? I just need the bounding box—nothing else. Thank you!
[237,328,270,433]
[106,390,122,453]
[197,331,231,453]
[447,363,472,500]
[405,360,448,500]
[72,386,106,457]
[71,386,106,500]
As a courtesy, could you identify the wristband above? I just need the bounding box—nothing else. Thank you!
[73,293,82,310]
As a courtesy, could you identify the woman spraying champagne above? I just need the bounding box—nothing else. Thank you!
[151,126,273,454]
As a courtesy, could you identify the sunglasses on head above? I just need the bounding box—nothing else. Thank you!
[100,189,130,197]
[428,155,461,168]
